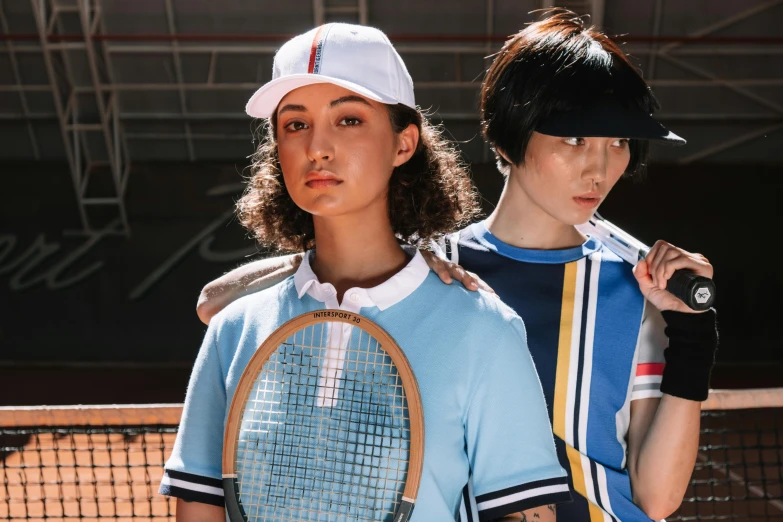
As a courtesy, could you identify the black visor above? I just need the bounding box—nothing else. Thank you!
[536,98,686,145]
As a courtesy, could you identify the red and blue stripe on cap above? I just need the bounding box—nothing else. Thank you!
[307,24,330,74]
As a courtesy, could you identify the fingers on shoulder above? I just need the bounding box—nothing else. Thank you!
[421,250,453,283]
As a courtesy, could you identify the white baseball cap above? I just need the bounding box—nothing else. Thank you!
[245,23,416,118]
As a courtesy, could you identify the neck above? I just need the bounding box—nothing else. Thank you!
[484,174,586,250]
[310,205,409,304]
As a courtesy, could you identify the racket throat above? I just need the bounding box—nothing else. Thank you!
[316,321,353,408]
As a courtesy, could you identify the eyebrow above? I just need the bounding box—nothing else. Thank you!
[277,95,372,117]
[330,95,373,108]
[277,103,307,116]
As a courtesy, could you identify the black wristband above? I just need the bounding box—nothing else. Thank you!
[659,308,719,402]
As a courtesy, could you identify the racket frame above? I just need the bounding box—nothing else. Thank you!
[222,310,424,522]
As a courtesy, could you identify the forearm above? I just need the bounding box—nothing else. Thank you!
[495,504,556,521]
[197,253,302,324]
[175,498,224,522]
[630,309,717,517]
[630,395,700,518]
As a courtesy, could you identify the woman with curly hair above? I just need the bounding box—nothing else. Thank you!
[161,23,570,522]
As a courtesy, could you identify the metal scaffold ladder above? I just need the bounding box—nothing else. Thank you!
[29,0,130,236]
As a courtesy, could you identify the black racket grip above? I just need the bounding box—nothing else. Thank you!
[394,499,415,522]
[223,477,247,522]
[666,269,716,311]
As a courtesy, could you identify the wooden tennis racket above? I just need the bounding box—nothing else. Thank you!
[222,311,424,522]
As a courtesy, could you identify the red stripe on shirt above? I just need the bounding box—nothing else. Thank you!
[307,25,328,74]
[636,363,665,376]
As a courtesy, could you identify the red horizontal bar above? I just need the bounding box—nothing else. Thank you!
[3,32,783,45]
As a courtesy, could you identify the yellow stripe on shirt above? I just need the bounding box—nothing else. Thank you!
[557,260,606,522]
[553,261,577,439]
[567,446,607,521]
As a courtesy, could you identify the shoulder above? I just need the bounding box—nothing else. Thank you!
[210,276,297,336]
[591,240,643,291]
[452,224,491,254]
[418,272,527,342]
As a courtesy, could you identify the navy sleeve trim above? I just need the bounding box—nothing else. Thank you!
[475,476,572,521]
[159,469,224,507]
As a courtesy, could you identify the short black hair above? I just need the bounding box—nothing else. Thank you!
[481,9,659,177]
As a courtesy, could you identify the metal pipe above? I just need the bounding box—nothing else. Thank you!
[10,77,783,96]
[659,53,783,116]
[646,0,664,81]
[94,44,783,56]
[96,5,131,197]
[163,0,195,161]
[29,0,88,231]
[591,0,605,29]
[3,32,783,45]
[7,43,783,56]
[3,112,781,122]
[358,0,368,26]
[657,0,783,55]
[78,0,118,171]
[313,0,323,26]
[679,123,783,164]
[0,0,39,159]
[125,132,251,140]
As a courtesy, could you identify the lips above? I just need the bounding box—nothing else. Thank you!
[305,171,342,189]
[573,192,601,209]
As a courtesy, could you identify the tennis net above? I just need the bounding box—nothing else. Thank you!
[1,389,781,520]
[0,405,180,521]
[671,388,783,521]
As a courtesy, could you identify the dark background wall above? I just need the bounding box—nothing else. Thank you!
[1,160,780,405]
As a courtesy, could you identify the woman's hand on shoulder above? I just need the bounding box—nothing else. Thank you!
[633,240,713,313]
[197,253,304,324]
[420,250,495,294]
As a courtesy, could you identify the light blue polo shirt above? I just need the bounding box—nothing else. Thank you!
[161,250,570,521]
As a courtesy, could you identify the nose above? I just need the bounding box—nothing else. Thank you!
[582,146,608,186]
[306,125,334,164]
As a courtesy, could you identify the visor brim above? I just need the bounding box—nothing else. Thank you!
[536,100,686,145]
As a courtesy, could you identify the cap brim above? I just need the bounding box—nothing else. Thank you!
[246,74,399,118]
[536,101,686,146]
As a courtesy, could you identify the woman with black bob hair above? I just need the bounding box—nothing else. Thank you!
[456,10,716,522]
[194,12,718,522]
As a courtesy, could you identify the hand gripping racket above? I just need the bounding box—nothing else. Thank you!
[576,212,716,311]
[222,311,424,522]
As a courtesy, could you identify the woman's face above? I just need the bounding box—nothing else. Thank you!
[276,83,416,219]
[509,131,631,225]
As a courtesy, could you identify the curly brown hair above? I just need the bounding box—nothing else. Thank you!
[237,104,481,252]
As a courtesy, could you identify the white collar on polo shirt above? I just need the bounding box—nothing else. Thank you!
[293,248,430,311]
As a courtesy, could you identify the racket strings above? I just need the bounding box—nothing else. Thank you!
[234,322,411,521]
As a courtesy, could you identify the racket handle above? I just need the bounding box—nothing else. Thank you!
[223,477,246,522]
[666,269,716,311]
[394,499,415,522]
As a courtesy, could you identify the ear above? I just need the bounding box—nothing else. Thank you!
[392,123,420,167]
[495,146,513,165]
